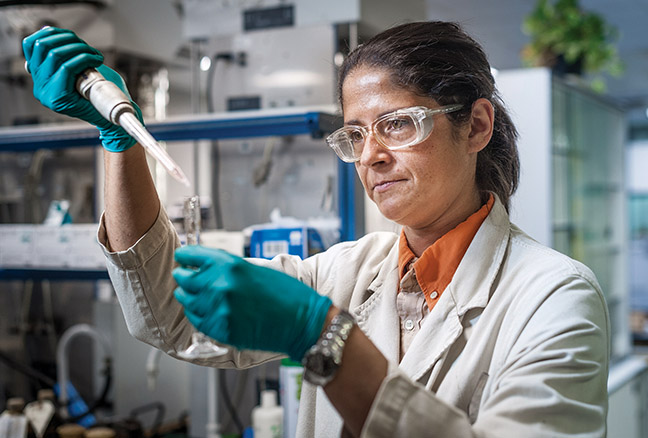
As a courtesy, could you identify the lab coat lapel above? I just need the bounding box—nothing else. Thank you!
[398,198,511,383]
[351,247,401,364]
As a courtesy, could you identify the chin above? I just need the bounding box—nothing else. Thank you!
[376,204,403,224]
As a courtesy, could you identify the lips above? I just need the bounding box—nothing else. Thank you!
[373,179,405,192]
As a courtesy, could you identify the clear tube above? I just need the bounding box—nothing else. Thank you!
[118,112,191,187]
[177,196,227,359]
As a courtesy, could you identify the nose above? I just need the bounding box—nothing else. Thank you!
[358,132,393,167]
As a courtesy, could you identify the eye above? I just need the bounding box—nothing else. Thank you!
[384,117,411,132]
[349,129,364,143]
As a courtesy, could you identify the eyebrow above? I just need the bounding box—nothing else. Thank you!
[343,107,408,127]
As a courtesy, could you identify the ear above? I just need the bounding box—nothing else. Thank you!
[467,98,494,153]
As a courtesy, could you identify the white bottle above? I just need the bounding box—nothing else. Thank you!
[0,398,28,438]
[252,390,284,438]
[279,359,303,438]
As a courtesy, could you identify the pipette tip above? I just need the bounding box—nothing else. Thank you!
[174,169,192,187]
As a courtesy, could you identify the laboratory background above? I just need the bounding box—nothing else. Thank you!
[0,0,647,437]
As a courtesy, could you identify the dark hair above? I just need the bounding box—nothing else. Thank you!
[338,21,519,211]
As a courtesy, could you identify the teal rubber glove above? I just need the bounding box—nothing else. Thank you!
[23,27,142,152]
[173,246,333,362]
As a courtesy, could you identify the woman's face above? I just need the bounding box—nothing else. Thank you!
[342,66,483,235]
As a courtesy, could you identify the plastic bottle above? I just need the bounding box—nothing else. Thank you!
[25,389,59,438]
[0,397,29,438]
[279,359,303,438]
[252,390,284,438]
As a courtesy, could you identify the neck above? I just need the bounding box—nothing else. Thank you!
[403,191,484,257]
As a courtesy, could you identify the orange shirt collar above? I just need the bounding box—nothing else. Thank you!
[397,194,494,311]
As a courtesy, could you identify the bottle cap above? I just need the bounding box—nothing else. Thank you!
[6,397,25,413]
[84,427,117,438]
[37,389,55,402]
[56,423,86,438]
[261,389,278,407]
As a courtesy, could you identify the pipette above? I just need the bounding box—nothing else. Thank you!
[75,68,191,187]
[27,62,190,187]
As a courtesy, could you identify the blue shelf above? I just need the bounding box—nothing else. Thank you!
[0,109,341,151]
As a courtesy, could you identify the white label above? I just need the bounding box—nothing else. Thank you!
[262,240,289,258]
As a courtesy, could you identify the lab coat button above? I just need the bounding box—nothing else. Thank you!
[404,319,415,330]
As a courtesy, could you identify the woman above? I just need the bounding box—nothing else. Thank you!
[24,21,609,437]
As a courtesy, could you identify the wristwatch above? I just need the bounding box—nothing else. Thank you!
[302,309,356,386]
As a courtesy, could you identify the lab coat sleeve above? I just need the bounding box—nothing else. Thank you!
[361,274,609,438]
[97,207,280,369]
[362,363,476,438]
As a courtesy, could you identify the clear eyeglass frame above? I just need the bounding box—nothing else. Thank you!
[177,195,228,359]
[326,104,464,163]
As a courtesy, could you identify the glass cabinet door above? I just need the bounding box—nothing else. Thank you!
[552,81,627,358]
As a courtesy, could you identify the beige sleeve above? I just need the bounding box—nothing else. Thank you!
[97,207,279,368]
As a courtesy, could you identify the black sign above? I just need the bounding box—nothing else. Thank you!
[243,4,295,31]
[227,96,262,111]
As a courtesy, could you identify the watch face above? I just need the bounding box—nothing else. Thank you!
[304,348,338,386]
[308,348,335,375]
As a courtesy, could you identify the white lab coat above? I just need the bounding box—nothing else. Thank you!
[99,195,609,438]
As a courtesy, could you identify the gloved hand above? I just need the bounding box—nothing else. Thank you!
[23,27,142,152]
[173,245,333,362]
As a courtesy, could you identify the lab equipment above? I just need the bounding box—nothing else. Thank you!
[56,324,112,426]
[75,68,190,187]
[177,196,228,359]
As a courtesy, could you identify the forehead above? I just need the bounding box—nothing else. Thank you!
[341,66,435,122]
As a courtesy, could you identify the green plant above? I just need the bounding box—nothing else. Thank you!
[521,0,624,92]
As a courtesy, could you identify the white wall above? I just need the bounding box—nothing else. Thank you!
[496,68,553,245]
[627,140,648,193]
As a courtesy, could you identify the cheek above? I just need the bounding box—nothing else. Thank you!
[355,164,369,190]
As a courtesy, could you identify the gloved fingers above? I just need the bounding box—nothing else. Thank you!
[172,265,229,298]
[23,26,68,61]
[174,283,227,321]
[174,245,235,270]
[198,303,233,345]
[172,266,200,290]
[43,44,103,82]
[173,286,205,316]
[26,30,102,75]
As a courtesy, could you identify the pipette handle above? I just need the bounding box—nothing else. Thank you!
[25,61,191,186]
[75,68,135,125]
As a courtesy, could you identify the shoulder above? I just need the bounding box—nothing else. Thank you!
[507,223,600,289]
[496,223,609,341]
[325,231,399,257]
[258,231,399,281]
[307,231,400,274]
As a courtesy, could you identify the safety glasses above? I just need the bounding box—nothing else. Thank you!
[326,104,463,163]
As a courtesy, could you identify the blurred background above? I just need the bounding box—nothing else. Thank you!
[0,0,647,437]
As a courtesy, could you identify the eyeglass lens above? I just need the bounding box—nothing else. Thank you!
[333,113,420,160]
